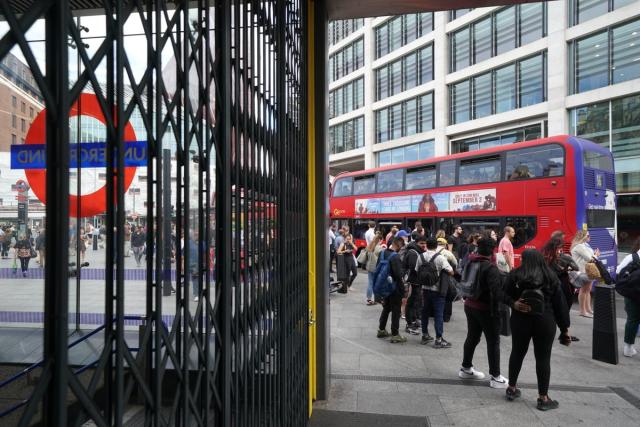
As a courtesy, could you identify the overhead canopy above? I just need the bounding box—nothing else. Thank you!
[326,0,541,20]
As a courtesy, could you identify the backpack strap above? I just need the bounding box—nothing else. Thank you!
[429,251,441,264]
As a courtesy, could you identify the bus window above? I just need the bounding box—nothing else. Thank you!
[377,169,404,193]
[353,175,376,195]
[505,216,536,248]
[586,209,615,228]
[439,160,456,187]
[406,166,436,190]
[459,155,501,184]
[506,145,564,180]
[333,177,353,196]
[583,150,614,171]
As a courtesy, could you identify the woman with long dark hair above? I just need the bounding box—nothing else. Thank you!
[541,237,579,342]
[337,234,358,293]
[504,249,571,411]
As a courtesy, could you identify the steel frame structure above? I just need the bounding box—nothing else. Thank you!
[0,0,308,425]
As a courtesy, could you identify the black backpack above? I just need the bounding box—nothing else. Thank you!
[616,253,640,304]
[417,252,441,288]
[455,260,482,299]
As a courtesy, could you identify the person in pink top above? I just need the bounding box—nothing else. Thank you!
[499,226,516,270]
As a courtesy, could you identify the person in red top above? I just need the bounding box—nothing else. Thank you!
[499,226,516,271]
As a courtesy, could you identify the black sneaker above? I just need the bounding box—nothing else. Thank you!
[505,387,521,401]
[536,397,559,411]
[420,335,434,345]
[433,337,451,349]
[405,324,420,335]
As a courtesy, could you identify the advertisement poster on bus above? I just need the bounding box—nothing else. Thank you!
[355,198,380,214]
[449,189,497,211]
[412,193,449,212]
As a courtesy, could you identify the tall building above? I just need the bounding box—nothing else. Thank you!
[327,1,640,250]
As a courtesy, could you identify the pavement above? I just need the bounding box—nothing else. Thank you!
[312,272,640,427]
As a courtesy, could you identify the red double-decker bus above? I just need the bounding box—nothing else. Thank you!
[330,135,617,273]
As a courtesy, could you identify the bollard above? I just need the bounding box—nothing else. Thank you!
[592,284,618,365]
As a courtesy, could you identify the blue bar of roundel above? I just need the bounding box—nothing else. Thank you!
[10,141,147,169]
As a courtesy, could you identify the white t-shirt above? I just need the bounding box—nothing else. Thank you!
[365,228,375,245]
[617,250,640,274]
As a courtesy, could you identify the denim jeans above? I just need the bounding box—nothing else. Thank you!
[422,289,445,338]
[367,272,376,300]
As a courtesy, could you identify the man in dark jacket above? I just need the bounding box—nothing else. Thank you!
[459,237,508,388]
[404,235,426,335]
[377,237,407,343]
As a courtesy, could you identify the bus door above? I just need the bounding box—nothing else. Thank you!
[407,217,435,236]
[377,219,404,241]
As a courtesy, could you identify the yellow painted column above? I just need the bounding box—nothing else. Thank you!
[307,0,317,417]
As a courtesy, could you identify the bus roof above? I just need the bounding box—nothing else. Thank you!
[333,135,575,180]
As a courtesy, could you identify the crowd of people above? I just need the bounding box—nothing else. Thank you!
[329,221,640,411]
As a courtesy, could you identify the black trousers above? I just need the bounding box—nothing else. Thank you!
[508,311,556,395]
[19,256,30,272]
[405,283,422,325]
[462,305,501,377]
[379,292,402,335]
[344,255,357,286]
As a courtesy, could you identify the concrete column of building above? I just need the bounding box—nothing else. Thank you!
[546,0,570,136]
[432,12,449,156]
[363,18,376,169]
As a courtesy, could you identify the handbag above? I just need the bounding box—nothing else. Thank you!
[496,253,511,273]
[568,271,590,288]
[30,247,37,258]
[356,249,368,265]
[585,262,601,281]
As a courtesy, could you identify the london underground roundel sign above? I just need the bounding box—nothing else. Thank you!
[24,93,138,218]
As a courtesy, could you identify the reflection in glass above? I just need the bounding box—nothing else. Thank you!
[519,54,544,107]
[576,31,609,92]
[419,46,433,84]
[377,66,388,101]
[404,52,418,91]
[473,73,492,119]
[439,160,456,186]
[612,20,640,84]
[571,102,610,148]
[419,93,433,132]
[404,98,417,136]
[520,3,544,45]
[378,150,392,166]
[576,0,608,25]
[612,94,640,158]
[376,109,388,143]
[459,158,501,184]
[354,176,376,195]
[452,28,470,72]
[406,167,436,190]
[451,81,470,124]
[495,64,516,113]
[474,18,492,63]
[495,7,516,55]
[377,169,403,193]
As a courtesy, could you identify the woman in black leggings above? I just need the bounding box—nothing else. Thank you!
[503,249,571,411]
[337,234,358,293]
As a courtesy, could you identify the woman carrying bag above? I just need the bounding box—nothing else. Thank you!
[358,231,384,305]
[570,230,600,318]
[337,234,358,294]
[14,234,34,278]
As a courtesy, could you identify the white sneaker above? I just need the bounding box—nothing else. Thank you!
[623,344,637,357]
[193,296,199,302]
[459,366,485,380]
[490,375,509,389]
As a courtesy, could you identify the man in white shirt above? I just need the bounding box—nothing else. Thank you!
[415,237,454,349]
[617,239,640,358]
[364,221,376,246]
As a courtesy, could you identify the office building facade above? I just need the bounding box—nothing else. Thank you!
[328,1,640,249]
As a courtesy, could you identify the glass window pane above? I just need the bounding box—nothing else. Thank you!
[419,13,433,36]
[344,120,354,151]
[333,177,353,196]
[391,60,402,95]
[376,25,389,58]
[479,135,502,150]
[495,64,516,113]
[391,103,403,140]
[451,80,470,124]
[355,39,364,68]
[378,150,392,166]
[452,28,470,71]
[376,109,389,143]
[439,160,456,186]
[419,141,435,159]
[519,3,544,45]
[495,7,516,55]
[378,169,404,193]
[499,131,519,146]
[506,145,565,179]
[404,98,417,136]
[576,31,609,92]
[473,72,492,119]
[335,85,343,115]
[390,18,403,51]
[355,78,364,109]
[328,91,335,118]
[577,0,609,24]
[519,54,544,107]
[505,217,537,248]
[614,0,635,8]
[612,20,640,84]
[406,166,436,190]
[419,45,433,84]
[335,124,344,152]
[571,102,610,148]
[474,18,492,63]
[419,93,433,132]
[404,144,419,162]
[404,52,418,91]
[344,82,353,113]
[354,176,376,195]
[377,66,388,100]
[612,94,640,158]
[405,14,418,44]
[524,124,542,141]
[392,147,404,164]
[459,157,502,184]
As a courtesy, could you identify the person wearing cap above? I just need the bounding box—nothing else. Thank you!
[437,237,458,269]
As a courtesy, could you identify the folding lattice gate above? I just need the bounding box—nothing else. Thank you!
[0,0,309,425]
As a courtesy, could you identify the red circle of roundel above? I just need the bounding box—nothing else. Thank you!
[24,93,138,218]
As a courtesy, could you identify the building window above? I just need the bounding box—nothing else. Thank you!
[11,96,16,107]
[375,44,433,101]
[375,92,433,143]
[328,19,365,46]
[329,77,364,118]
[12,114,16,128]
[21,101,25,113]
[329,37,364,82]
[377,140,434,167]
[450,52,546,125]
[374,13,433,59]
[449,4,546,72]
[30,107,34,118]
[329,116,365,154]
[449,9,473,22]
[451,124,544,154]
[569,0,633,26]
[12,134,16,145]
[571,19,640,93]
[21,118,25,132]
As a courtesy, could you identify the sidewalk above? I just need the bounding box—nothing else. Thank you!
[311,273,640,426]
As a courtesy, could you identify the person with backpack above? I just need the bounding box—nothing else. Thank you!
[363,232,384,305]
[616,236,640,358]
[504,249,571,411]
[404,235,426,335]
[376,237,407,343]
[458,237,508,388]
[416,237,455,348]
